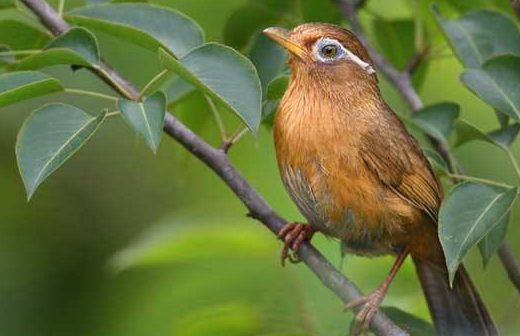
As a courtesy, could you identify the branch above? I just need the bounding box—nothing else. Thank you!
[336,0,520,294]
[404,46,430,75]
[512,0,520,21]
[498,242,520,291]
[18,0,408,334]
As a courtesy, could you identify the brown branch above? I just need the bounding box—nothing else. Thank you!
[404,46,430,75]
[17,0,409,334]
[335,0,520,294]
[498,242,520,291]
[512,0,520,21]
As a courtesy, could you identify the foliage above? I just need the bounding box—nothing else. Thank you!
[1,0,520,335]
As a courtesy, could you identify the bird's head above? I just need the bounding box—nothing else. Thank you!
[263,23,376,83]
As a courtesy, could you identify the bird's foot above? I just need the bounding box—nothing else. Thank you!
[277,222,315,266]
[344,288,386,335]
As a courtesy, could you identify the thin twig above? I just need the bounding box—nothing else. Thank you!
[404,46,430,74]
[205,95,228,141]
[17,0,408,334]
[335,0,520,295]
[220,126,249,153]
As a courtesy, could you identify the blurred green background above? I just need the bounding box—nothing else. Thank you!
[1,0,520,335]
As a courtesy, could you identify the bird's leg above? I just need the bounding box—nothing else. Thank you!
[277,222,316,266]
[344,248,410,335]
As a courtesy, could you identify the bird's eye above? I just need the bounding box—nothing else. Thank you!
[321,44,338,58]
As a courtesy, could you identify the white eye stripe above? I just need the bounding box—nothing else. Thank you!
[312,38,376,75]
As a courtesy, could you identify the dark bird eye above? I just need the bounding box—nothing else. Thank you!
[321,44,338,57]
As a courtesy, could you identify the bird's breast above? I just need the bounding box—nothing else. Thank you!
[273,82,412,256]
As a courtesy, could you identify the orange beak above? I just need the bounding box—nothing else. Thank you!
[263,27,306,59]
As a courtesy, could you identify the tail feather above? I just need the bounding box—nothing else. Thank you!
[413,256,498,336]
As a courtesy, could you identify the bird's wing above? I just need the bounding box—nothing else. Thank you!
[360,116,443,223]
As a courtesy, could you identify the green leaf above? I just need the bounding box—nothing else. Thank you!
[266,75,289,101]
[16,104,106,200]
[138,70,174,99]
[0,20,51,50]
[372,18,429,88]
[109,216,275,272]
[299,0,342,23]
[13,49,91,70]
[223,0,340,50]
[159,44,262,133]
[433,6,520,68]
[262,99,279,125]
[0,0,14,9]
[249,33,287,94]
[424,148,448,176]
[454,119,519,151]
[461,55,520,121]
[478,212,509,267]
[48,27,100,65]
[0,44,14,67]
[439,182,517,284]
[494,109,509,128]
[173,303,262,336]
[373,20,415,70]
[67,4,204,57]
[381,307,438,336]
[162,76,193,104]
[411,102,460,144]
[488,123,520,149]
[453,120,493,148]
[13,27,100,70]
[223,0,294,50]
[0,71,63,108]
[118,91,166,153]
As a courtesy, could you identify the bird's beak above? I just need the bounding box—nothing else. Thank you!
[263,27,306,59]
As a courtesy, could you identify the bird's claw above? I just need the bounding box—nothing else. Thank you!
[344,289,385,335]
[278,222,315,266]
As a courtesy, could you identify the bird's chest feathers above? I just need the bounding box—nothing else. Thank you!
[274,85,363,236]
[273,82,402,255]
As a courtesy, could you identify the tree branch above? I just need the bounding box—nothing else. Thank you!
[336,0,520,294]
[512,0,520,21]
[404,46,430,75]
[498,242,520,291]
[18,0,408,334]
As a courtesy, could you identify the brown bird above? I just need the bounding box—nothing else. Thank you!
[264,23,497,336]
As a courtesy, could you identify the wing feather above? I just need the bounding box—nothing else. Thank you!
[360,114,443,223]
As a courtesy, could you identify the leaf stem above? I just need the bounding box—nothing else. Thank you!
[57,0,65,15]
[447,173,514,189]
[220,126,249,153]
[96,67,136,100]
[0,49,41,56]
[105,110,120,117]
[139,69,170,101]
[64,88,119,102]
[205,94,227,141]
[506,149,520,182]
[412,0,423,51]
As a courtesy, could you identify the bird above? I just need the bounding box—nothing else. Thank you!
[263,23,498,336]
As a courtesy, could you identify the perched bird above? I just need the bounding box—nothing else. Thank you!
[264,23,497,336]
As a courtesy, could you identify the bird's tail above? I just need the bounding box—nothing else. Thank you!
[413,256,498,336]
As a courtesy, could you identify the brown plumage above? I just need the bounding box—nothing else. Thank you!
[264,23,497,336]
